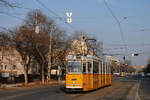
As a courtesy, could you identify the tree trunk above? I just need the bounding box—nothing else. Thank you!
[41,61,45,84]
[24,65,28,86]
[36,46,45,84]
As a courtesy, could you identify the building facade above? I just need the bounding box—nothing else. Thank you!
[0,46,39,79]
[106,56,120,73]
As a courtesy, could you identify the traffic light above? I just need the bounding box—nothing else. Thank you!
[123,56,125,60]
[82,35,86,41]
[132,53,139,56]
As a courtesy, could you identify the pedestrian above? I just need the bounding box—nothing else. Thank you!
[57,65,61,84]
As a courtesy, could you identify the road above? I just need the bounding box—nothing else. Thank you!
[0,77,149,100]
[139,77,150,100]
[67,77,138,100]
[0,85,66,100]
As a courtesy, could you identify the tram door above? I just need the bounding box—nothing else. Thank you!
[102,63,105,86]
[93,61,99,89]
[83,61,93,91]
[99,61,102,87]
[87,61,93,90]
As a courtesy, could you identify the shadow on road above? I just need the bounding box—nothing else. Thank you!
[59,84,112,95]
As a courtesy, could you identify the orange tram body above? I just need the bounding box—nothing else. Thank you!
[65,54,113,91]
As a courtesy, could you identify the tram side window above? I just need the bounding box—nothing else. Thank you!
[108,65,111,74]
[99,62,102,74]
[105,64,106,74]
[88,62,92,73]
[93,61,99,73]
[103,64,105,74]
[101,63,103,74]
[106,64,108,74]
[110,65,112,74]
[83,62,86,73]
[110,66,113,74]
[108,64,109,74]
[108,64,110,74]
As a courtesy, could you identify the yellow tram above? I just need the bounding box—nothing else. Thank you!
[65,54,112,91]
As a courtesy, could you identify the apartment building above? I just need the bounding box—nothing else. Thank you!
[0,46,39,78]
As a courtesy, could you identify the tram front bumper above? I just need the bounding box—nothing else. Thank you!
[66,84,82,89]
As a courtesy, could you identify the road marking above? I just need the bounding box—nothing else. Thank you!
[136,80,141,100]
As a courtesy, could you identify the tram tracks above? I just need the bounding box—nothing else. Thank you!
[97,82,135,100]
[67,82,121,100]
[66,81,137,100]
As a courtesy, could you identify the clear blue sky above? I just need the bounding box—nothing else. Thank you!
[1,0,150,66]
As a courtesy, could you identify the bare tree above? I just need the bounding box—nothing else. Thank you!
[51,28,68,68]
[0,32,12,65]
[12,26,37,85]
[127,66,136,73]
[12,10,69,84]
[143,59,150,73]
[11,10,51,84]
[25,10,53,84]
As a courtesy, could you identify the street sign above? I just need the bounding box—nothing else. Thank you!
[66,12,72,17]
[66,12,72,23]
[67,17,72,23]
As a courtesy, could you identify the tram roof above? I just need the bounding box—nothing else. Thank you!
[66,54,104,61]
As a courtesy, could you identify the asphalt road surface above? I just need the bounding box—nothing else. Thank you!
[67,77,137,100]
[0,85,66,100]
[0,76,149,100]
[139,77,150,100]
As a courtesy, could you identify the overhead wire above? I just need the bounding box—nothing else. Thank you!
[0,11,25,21]
[35,0,76,31]
[0,26,10,32]
[0,0,76,31]
[103,0,129,60]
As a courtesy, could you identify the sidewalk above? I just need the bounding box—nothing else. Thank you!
[0,80,65,90]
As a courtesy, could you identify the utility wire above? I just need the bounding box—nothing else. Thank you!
[1,0,76,31]
[0,11,25,21]
[103,0,128,60]
[35,0,76,30]
[36,0,61,19]
[0,26,10,31]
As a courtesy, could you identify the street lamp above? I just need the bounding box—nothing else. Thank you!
[35,22,55,82]
[35,25,40,34]
[47,25,55,81]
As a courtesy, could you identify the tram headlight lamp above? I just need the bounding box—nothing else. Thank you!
[72,81,75,84]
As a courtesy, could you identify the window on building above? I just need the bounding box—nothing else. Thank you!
[5,65,7,70]
[13,65,16,69]
[0,65,3,70]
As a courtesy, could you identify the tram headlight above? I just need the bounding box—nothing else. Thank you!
[72,81,75,84]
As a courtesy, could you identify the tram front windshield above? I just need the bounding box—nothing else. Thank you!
[67,61,82,73]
